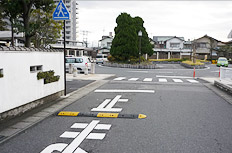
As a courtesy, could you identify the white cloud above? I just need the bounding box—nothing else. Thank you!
[77,1,232,47]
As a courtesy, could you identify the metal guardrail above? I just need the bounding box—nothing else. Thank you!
[220,67,232,81]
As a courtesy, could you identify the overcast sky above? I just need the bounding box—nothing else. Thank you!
[77,1,232,47]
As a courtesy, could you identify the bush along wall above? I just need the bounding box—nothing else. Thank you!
[0,74,3,78]
[37,70,60,84]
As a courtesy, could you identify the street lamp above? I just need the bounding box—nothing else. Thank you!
[138,30,142,64]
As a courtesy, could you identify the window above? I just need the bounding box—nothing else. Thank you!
[66,58,83,63]
[170,43,180,48]
[30,65,43,72]
[197,43,207,48]
[0,69,3,78]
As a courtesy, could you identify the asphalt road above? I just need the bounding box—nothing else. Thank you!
[0,64,232,153]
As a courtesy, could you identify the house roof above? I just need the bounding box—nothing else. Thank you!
[165,36,185,42]
[153,36,184,42]
[196,34,221,42]
[99,36,113,41]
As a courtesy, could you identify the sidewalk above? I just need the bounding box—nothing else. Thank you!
[0,73,115,144]
[200,77,232,104]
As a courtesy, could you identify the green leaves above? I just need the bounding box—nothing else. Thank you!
[110,13,153,62]
[37,70,60,84]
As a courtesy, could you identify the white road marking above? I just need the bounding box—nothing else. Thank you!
[187,79,199,83]
[40,143,68,153]
[157,72,173,73]
[128,71,148,73]
[94,89,155,93]
[71,123,88,129]
[73,147,88,153]
[156,75,193,79]
[128,78,139,81]
[143,78,153,82]
[159,78,167,82]
[173,79,183,83]
[211,71,219,73]
[91,95,127,112]
[60,131,80,138]
[94,124,111,130]
[62,120,100,153]
[91,108,122,112]
[86,133,106,140]
[113,77,126,81]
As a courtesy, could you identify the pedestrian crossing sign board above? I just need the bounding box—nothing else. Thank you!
[53,0,70,20]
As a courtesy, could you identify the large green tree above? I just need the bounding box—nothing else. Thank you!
[19,0,55,47]
[110,13,153,62]
[0,10,7,31]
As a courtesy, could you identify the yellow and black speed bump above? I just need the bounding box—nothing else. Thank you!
[57,111,146,119]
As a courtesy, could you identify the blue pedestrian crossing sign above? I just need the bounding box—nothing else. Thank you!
[53,0,70,20]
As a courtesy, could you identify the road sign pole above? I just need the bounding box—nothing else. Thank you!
[64,20,66,96]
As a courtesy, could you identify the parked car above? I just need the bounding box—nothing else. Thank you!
[217,57,229,67]
[65,56,92,73]
[96,54,108,64]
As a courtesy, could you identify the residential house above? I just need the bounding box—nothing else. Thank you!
[98,32,113,55]
[194,35,225,60]
[153,36,192,59]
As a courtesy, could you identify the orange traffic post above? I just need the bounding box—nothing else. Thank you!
[193,67,196,78]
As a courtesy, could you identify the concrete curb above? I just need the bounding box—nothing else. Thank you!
[214,80,232,95]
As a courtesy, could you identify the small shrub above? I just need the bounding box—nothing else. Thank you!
[182,60,204,66]
[0,73,3,78]
[37,70,60,84]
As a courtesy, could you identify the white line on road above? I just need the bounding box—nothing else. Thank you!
[71,123,88,129]
[173,79,183,83]
[62,120,100,153]
[113,77,126,81]
[94,89,155,93]
[86,133,106,140]
[60,131,80,138]
[187,79,199,83]
[94,124,111,130]
[156,75,193,79]
[159,78,167,82]
[128,71,148,73]
[128,78,139,81]
[143,78,153,82]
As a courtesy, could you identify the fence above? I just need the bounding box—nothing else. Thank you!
[220,67,232,81]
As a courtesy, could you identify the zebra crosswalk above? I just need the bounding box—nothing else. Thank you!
[113,77,199,83]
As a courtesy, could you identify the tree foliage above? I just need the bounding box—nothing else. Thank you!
[31,7,63,48]
[0,9,7,31]
[0,0,59,47]
[110,13,153,62]
[218,44,232,58]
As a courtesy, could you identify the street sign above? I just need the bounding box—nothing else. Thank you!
[53,0,70,20]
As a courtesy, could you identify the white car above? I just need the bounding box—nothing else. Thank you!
[65,56,92,73]
[96,54,108,64]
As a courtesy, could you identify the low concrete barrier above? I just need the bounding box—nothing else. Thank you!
[180,62,206,69]
[214,80,232,95]
[103,62,156,69]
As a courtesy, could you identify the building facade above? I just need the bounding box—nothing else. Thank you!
[153,36,192,59]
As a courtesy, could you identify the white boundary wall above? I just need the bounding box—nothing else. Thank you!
[0,50,64,114]
[220,67,232,82]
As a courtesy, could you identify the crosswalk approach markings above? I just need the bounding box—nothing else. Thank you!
[41,120,111,153]
[113,77,199,83]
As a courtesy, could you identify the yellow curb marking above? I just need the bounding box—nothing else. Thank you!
[58,111,79,116]
[138,114,147,119]
[97,113,119,118]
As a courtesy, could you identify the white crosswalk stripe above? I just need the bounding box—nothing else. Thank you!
[186,79,199,83]
[172,79,183,83]
[114,77,126,81]
[128,78,139,81]
[159,78,168,82]
[113,77,199,84]
[143,78,153,82]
